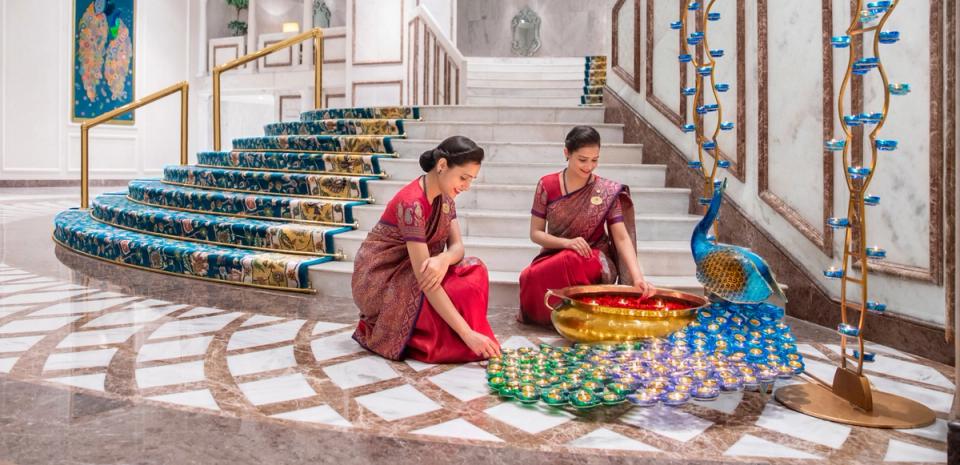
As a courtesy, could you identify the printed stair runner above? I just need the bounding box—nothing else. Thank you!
[581,55,607,106]
[53,107,417,291]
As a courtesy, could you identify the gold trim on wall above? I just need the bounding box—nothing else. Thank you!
[612,0,641,91]
[757,0,835,257]
[645,0,686,128]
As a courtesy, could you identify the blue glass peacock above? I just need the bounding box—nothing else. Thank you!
[691,179,787,304]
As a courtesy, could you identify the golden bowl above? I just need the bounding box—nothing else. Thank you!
[546,284,708,343]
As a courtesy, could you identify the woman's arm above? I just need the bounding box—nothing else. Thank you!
[529,216,591,257]
[609,221,656,298]
[406,239,500,358]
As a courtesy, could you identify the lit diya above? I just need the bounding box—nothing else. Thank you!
[544,285,708,342]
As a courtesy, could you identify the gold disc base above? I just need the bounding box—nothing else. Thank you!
[775,383,936,428]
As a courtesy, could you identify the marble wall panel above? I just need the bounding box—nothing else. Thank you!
[647,0,683,126]
[352,0,403,64]
[615,0,637,79]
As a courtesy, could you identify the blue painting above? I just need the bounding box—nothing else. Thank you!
[72,0,136,123]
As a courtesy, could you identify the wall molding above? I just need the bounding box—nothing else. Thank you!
[944,0,956,339]
[351,80,402,106]
[351,0,404,65]
[757,0,835,257]
[645,0,686,128]
[612,0,641,91]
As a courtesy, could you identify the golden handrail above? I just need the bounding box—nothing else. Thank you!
[212,28,324,151]
[80,81,189,209]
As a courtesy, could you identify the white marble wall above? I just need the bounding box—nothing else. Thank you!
[615,0,636,77]
[609,1,949,325]
[457,0,615,57]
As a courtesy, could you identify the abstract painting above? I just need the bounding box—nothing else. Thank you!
[72,0,136,123]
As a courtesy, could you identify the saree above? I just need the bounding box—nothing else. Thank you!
[352,177,496,362]
[518,172,637,325]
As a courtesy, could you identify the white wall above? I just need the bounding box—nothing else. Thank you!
[608,1,952,326]
[0,0,192,181]
[457,0,614,57]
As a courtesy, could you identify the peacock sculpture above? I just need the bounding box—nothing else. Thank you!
[691,179,787,304]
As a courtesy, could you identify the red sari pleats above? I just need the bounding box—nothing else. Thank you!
[518,249,603,325]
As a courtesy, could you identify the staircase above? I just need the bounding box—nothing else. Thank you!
[53,56,703,305]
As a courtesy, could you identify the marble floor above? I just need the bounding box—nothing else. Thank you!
[0,190,953,464]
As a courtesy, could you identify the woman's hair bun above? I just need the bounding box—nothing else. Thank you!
[418,136,485,173]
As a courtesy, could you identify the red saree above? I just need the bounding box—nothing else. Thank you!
[518,172,637,325]
[352,177,496,362]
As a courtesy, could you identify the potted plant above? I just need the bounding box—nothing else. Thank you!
[226,0,248,36]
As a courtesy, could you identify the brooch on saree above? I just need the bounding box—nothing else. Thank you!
[590,196,603,206]
[442,203,451,214]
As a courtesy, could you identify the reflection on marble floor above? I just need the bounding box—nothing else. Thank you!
[0,194,952,464]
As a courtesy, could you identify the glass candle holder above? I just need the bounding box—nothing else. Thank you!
[889,83,911,95]
[864,194,880,206]
[682,123,696,133]
[866,300,887,313]
[879,30,900,44]
[707,12,720,21]
[837,323,861,337]
[709,49,724,58]
[670,20,683,30]
[682,86,697,95]
[875,139,898,151]
[865,246,887,259]
[824,139,846,151]
[853,350,877,362]
[831,35,851,48]
[679,53,693,63]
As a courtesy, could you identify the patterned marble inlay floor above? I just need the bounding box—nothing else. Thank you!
[0,262,952,464]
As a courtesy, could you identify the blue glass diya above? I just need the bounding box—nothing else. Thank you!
[688,160,703,169]
[832,35,851,48]
[859,112,883,124]
[702,140,717,150]
[707,12,720,21]
[682,86,697,95]
[824,139,846,151]
[679,54,693,63]
[698,197,711,206]
[847,166,872,177]
[697,66,713,76]
[867,1,892,13]
[889,83,911,95]
[687,36,702,46]
[859,10,879,23]
[823,266,844,279]
[687,2,700,11]
[720,121,734,130]
[718,160,731,168]
[682,123,696,133]
[864,194,880,206]
[828,217,850,228]
[866,301,887,313]
[844,115,863,127]
[710,49,724,58]
[865,246,887,259]
[670,21,683,30]
[879,30,900,44]
[838,323,861,337]
[875,139,898,151]
[714,83,730,92]
[853,350,877,362]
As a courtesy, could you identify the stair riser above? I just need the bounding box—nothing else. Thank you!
[351,205,698,241]
[378,159,665,187]
[163,166,372,200]
[196,151,384,176]
[404,122,623,144]
[306,267,701,307]
[467,79,585,89]
[466,87,584,98]
[468,57,586,65]
[232,136,394,154]
[466,96,584,106]
[393,140,644,164]
[366,182,690,215]
[262,120,404,137]
[333,233,696,275]
[418,107,604,124]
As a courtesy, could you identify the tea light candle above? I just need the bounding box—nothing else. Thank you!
[670,20,683,30]
[889,83,911,95]
[864,194,880,206]
[843,114,862,126]
[687,2,700,11]
[702,140,717,150]
[697,66,713,76]
[831,35,851,48]
[709,49,724,58]
[693,385,720,400]
[720,121,734,130]
[682,123,696,133]
[824,139,846,151]
[879,30,900,44]
[866,300,887,313]
[686,36,702,46]
[852,350,876,362]
[664,390,691,406]
[627,390,659,407]
[572,388,598,407]
[837,323,861,337]
[848,166,871,177]
[866,246,887,259]
[875,139,898,151]
[542,387,567,404]
[682,86,697,96]
[707,12,720,21]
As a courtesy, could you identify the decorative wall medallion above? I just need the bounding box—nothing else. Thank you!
[511,7,541,56]
[313,0,331,28]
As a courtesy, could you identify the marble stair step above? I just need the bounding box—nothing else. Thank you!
[308,260,704,307]
[465,96,584,107]
[417,105,604,124]
[365,181,690,215]
[403,121,623,143]
[467,56,585,65]
[393,139,643,164]
[379,159,665,187]
[466,87,584,98]
[350,205,700,241]
[332,230,696,275]
[468,70,590,81]
[467,79,586,89]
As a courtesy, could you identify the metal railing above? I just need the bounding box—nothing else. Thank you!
[80,81,189,209]
[212,28,324,151]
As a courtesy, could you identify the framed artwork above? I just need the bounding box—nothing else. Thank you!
[71,0,136,124]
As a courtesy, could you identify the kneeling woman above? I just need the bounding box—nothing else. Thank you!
[519,126,656,325]
[352,136,501,362]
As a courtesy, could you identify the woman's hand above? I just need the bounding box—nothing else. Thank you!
[564,237,592,257]
[462,330,501,359]
[636,279,657,300]
[418,255,449,292]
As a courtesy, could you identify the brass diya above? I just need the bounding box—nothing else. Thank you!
[545,284,708,343]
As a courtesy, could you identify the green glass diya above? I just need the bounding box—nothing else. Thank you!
[541,387,568,406]
[571,388,601,409]
[487,376,506,391]
[517,384,540,404]
[581,379,603,392]
[601,389,626,405]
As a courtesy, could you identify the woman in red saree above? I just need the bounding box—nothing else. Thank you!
[352,136,501,363]
[519,126,656,325]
